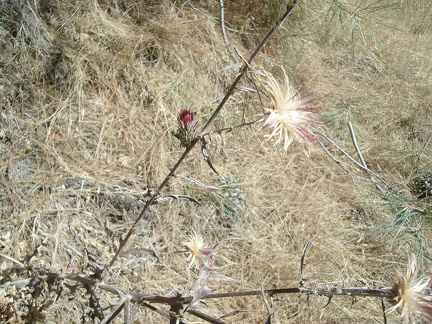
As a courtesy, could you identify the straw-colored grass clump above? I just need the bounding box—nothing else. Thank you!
[0,0,431,323]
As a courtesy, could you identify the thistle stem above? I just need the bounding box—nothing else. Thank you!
[107,0,303,270]
[116,286,394,305]
[107,138,199,269]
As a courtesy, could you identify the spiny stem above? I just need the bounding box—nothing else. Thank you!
[107,0,303,270]
[201,0,302,135]
[107,138,199,269]
[97,281,394,305]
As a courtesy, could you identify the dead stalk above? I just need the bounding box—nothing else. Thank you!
[107,0,303,270]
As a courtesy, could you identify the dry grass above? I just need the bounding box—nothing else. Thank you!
[0,0,431,323]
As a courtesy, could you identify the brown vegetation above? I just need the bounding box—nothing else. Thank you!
[0,0,431,323]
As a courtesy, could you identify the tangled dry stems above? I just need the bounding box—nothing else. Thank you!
[0,0,431,323]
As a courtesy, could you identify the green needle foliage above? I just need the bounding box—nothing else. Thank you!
[306,0,399,52]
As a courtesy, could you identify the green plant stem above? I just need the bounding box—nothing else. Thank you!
[106,0,302,270]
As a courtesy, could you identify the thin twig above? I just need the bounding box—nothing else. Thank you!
[202,118,261,137]
[219,0,237,63]
[347,122,393,193]
[381,298,387,324]
[318,141,350,173]
[0,253,26,268]
[348,122,367,167]
[317,131,392,193]
[175,174,219,190]
[107,137,200,269]
[187,308,226,324]
[260,278,272,316]
[201,0,302,135]
[186,0,263,37]
[317,132,367,170]
[140,302,171,320]
[106,0,303,270]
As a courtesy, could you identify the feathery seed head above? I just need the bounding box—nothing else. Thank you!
[388,256,432,323]
[183,228,214,270]
[261,68,322,154]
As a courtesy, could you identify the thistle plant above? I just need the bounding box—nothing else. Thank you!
[1,0,430,323]
[261,68,322,153]
[388,256,432,323]
[183,228,215,270]
[106,0,304,270]
[175,108,198,148]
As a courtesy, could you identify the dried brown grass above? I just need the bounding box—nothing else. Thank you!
[1,0,431,323]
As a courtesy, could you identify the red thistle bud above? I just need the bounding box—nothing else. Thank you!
[179,108,195,127]
[176,108,197,147]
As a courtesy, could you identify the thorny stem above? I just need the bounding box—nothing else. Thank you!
[108,138,199,269]
[45,272,398,323]
[161,287,389,303]
[100,283,398,324]
[97,281,395,309]
[10,258,400,323]
[201,0,302,135]
[107,0,303,269]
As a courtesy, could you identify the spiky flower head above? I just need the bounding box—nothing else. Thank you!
[261,68,322,154]
[183,228,215,270]
[176,108,197,147]
[388,256,432,323]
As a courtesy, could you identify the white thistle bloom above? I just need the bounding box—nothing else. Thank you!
[261,68,322,154]
[388,256,432,323]
[183,228,214,270]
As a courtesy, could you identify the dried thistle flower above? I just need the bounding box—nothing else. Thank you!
[261,68,322,154]
[183,228,215,270]
[388,256,432,323]
[176,108,197,147]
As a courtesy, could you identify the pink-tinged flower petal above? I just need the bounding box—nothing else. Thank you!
[183,228,215,270]
[179,108,194,127]
[261,68,322,153]
[176,108,197,147]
